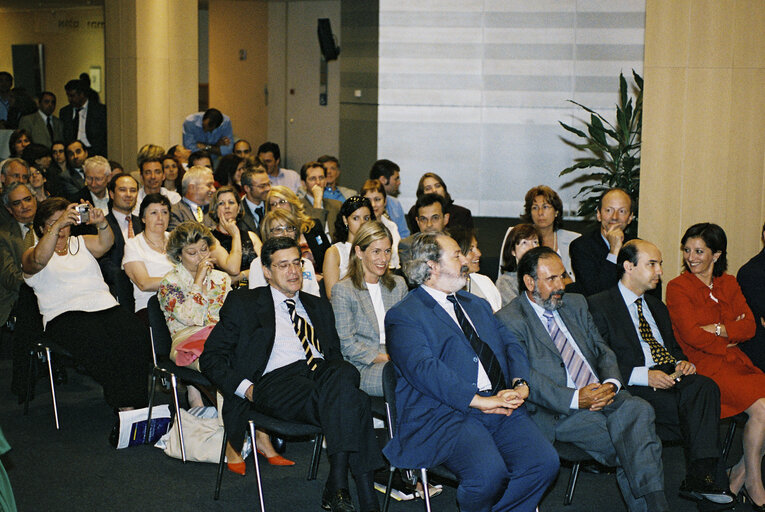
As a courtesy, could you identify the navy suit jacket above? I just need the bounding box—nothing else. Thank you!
[383,286,529,468]
[60,101,107,157]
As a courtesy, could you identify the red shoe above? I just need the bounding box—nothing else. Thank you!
[257,449,295,466]
[227,461,246,475]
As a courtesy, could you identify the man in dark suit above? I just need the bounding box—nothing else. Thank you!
[588,240,733,505]
[239,167,271,234]
[60,79,107,157]
[60,140,88,200]
[737,222,765,371]
[569,188,660,298]
[299,161,342,239]
[397,194,450,269]
[385,232,559,512]
[168,166,216,231]
[201,237,383,512]
[18,91,64,148]
[496,246,670,512]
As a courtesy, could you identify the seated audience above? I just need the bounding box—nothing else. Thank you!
[168,165,216,231]
[452,228,502,312]
[239,166,271,234]
[499,185,579,279]
[737,222,765,371]
[249,209,320,296]
[385,232,559,511]
[331,221,406,396]
[161,153,184,195]
[213,153,245,195]
[267,185,330,271]
[398,193,449,268]
[22,198,150,438]
[406,172,473,235]
[8,129,31,158]
[28,165,50,203]
[369,159,409,238]
[21,144,56,199]
[496,247,671,512]
[666,223,765,507]
[318,155,356,202]
[323,196,374,299]
[361,179,400,269]
[51,141,67,175]
[209,185,260,285]
[73,156,111,214]
[496,224,540,307]
[257,141,300,192]
[187,150,213,170]
[299,160,342,237]
[233,139,251,159]
[134,156,181,216]
[201,236,384,512]
[122,194,173,322]
[168,144,191,169]
[589,240,733,505]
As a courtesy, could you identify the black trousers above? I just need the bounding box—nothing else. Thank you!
[251,359,383,476]
[46,306,151,409]
[629,373,721,464]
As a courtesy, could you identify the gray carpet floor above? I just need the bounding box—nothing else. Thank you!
[0,357,753,512]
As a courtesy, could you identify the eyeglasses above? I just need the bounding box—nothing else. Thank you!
[271,260,303,271]
[269,199,288,208]
[269,225,297,235]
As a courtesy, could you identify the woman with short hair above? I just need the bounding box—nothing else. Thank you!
[406,172,473,234]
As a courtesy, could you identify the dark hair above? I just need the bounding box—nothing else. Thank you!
[33,197,69,238]
[369,159,399,181]
[107,172,140,193]
[520,185,563,231]
[333,196,375,243]
[167,145,184,158]
[450,227,475,256]
[317,155,338,167]
[202,108,224,129]
[139,157,163,175]
[188,150,212,167]
[517,246,559,292]
[616,240,642,279]
[21,143,52,167]
[261,236,299,267]
[598,187,634,213]
[108,160,124,172]
[138,193,172,220]
[501,223,541,272]
[64,79,86,94]
[39,90,55,102]
[2,182,34,208]
[66,140,86,153]
[415,193,447,217]
[161,154,184,191]
[257,141,281,161]
[681,223,728,277]
[214,154,244,186]
[9,129,31,156]
[415,172,452,203]
[300,161,325,181]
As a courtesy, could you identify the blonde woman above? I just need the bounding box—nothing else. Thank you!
[267,185,330,270]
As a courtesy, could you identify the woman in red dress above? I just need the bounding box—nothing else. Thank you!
[666,223,762,507]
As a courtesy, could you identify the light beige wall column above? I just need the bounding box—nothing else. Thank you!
[641,0,765,279]
[104,0,198,168]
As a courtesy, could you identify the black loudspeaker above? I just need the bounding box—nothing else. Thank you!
[317,18,340,61]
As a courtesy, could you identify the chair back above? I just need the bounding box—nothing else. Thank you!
[147,294,173,365]
[382,362,398,441]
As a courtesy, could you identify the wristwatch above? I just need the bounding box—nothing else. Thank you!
[715,323,721,336]
[512,378,529,389]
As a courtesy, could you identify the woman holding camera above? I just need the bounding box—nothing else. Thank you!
[22,198,151,434]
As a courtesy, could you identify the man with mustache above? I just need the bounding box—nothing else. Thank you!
[496,246,671,512]
[587,240,732,505]
[385,232,559,512]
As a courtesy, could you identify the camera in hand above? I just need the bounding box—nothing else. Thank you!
[75,204,90,225]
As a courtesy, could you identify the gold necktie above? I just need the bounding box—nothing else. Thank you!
[127,217,135,238]
[635,298,676,366]
[23,224,35,250]
[195,206,204,223]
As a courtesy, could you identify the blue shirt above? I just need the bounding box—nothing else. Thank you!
[182,111,234,156]
[385,196,410,238]
[323,186,347,202]
[269,168,301,193]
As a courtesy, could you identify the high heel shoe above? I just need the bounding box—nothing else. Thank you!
[227,461,246,475]
[740,485,765,511]
[257,449,295,466]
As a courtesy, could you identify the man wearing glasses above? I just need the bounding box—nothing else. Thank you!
[397,193,450,269]
[202,236,383,512]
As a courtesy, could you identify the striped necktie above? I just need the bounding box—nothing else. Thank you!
[543,310,598,389]
[126,216,135,238]
[635,298,676,366]
[284,299,322,370]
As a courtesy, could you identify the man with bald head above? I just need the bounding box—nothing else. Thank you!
[587,240,733,505]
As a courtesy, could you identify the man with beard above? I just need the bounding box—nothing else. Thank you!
[384,232,559,512]
[496,246,671,512]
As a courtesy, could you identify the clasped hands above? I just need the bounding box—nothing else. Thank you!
[470,383,528,416]
[578,382,617,411]
[647,360,696,390]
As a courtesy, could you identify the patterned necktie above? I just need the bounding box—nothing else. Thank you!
[23,223,35,250]
[195,206,204,223]
[284,299,322,370]
[543,310,598,389]
[446,295,506,393]
[46,116,54,143]
[126,216,135,238]
[634,298,676,366]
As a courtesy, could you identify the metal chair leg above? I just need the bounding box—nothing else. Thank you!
[564,462,581,506]
[169,374,186,462]
[214,430,228,500]
[248,420,266,512]
[420,468,431,512]
[44,347,60,430]
[308,433,323,481]
[382,465,396,512]
[144,372,158,444]
[24,346,36,415]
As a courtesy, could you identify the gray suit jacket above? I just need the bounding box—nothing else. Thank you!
[0,222,26,324]
[18,111,64,148]
[59,167,86,201]
[495,292,624,440]
[168,200,215,231]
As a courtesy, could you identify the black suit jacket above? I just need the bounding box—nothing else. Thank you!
[60,101,108,157]
[737,248,765,370]
[588,286,686,385]
[99,211,143,310]
[406,200,474,235]
[239,201,263,235]
[200,286,343,446]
